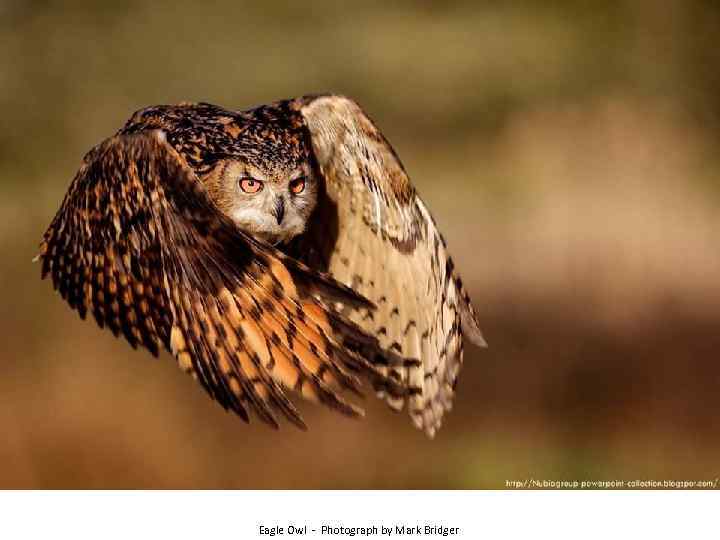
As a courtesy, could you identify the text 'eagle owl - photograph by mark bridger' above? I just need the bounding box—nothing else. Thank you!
[37,95,486,439]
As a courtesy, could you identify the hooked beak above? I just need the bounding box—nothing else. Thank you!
[273,196,285,225]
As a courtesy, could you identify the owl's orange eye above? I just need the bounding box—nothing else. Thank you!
[289,177,306,194]
[239,177,263,193]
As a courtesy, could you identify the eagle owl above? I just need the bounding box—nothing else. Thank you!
[38,95,485,437]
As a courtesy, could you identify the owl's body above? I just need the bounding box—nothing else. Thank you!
[38,95,485,437]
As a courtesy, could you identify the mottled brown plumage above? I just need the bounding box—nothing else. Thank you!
[38,95,484,437]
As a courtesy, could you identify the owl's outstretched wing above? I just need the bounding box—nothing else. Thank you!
[38,130,405,429]
[292,95,486,437]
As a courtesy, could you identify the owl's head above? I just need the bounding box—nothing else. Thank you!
[200,128,318,246]
[133,102,320,245]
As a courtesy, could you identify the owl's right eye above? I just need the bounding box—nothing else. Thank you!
[239,177,263,193]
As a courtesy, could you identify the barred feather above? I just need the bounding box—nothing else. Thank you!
[38,94,483,438]
[38,130,405,429]
[295,95,486,437]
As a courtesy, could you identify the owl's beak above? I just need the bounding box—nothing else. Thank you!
[273,196,285,225]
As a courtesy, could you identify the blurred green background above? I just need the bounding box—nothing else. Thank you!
[2,0,719,488]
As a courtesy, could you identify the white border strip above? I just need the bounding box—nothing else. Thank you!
[0,491,715,539]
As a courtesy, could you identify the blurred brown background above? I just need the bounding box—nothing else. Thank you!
[2,0,719,488]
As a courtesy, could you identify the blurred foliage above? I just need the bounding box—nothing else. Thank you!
[1,0,719,488]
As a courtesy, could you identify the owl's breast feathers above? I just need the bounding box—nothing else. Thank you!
[38,95,484,437]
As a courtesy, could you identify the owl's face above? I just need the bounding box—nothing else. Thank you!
[151,102,320,245]
[204,155,317,246]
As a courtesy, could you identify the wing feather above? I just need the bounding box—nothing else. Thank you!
[38,130,403,428]
[295,95,486,437]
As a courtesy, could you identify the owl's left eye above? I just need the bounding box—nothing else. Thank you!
[289,177,306,194]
